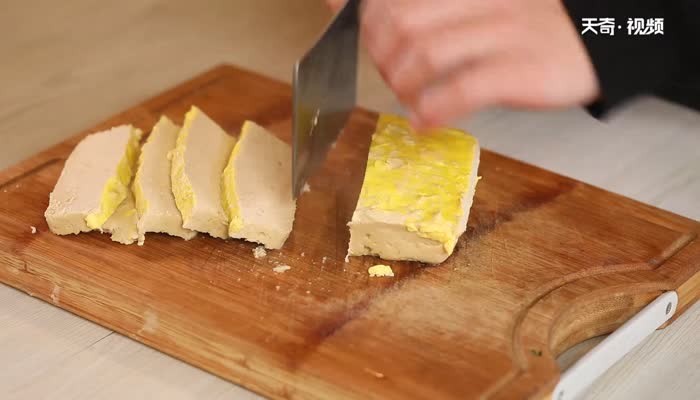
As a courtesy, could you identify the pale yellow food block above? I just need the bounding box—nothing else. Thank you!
[222,121,296,249]
[368,264,394,277]
[348,114,480,264]
[45,125,142,235]
[170,106,235,239]
[102,191,139,245]
[133,116,196,245]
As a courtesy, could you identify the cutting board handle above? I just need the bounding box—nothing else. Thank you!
[552,291,678,400]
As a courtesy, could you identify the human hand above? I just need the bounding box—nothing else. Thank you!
[324,0,600,128]
[325,0,347,11]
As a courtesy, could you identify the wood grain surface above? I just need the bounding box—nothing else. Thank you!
[0,65,698,400]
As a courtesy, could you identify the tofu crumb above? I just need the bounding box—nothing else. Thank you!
[306,290,310,294]
[275,285,280,291]
[344,253,350,263]
[253,246,267,259]
[30,226,37,234]
[368,264,394,277]
[273,264,291,274]
[302,183,311,193]
[301,252,305,257]
[364,367,385,379]
[322,256,328,264]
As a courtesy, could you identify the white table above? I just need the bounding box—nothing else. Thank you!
[1,1,698,398]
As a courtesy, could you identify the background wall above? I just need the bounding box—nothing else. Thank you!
[1,1,698,399]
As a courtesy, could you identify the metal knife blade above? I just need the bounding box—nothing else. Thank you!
[292,0,360,198]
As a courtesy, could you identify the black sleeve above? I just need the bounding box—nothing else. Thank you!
[562,0,700,117]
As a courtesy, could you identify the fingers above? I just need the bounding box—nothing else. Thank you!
[357,0,599,126]
[359,0,541,128]
[413,58,516,128]
[362,0,494,35]
[360,0,497,79]
[387,18,509,103]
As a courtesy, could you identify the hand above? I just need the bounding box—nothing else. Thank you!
[325,0,347,11]
[325,0,600,128]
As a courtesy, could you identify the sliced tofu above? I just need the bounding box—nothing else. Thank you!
[45,125,142,235]
[348,114,480,264]
[102,191,139,245]
[133,116,196,245]
[222,121,296,249]
[170,106,235,239]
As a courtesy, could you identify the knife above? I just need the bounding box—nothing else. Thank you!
[292,0,360,198]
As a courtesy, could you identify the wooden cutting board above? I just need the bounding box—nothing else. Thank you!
[1,65,699,400]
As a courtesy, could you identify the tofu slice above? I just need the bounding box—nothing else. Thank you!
[348,115,480,264]
[45,125,142,235]
[133,116,196,245]
[221,121,296,249]
[170,106,235,239]
[102,192,139,245]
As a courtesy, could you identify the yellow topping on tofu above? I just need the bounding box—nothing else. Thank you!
[85,127,142,229]
[357,114,479,252]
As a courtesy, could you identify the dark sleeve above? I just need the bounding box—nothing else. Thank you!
[562,0,700,117]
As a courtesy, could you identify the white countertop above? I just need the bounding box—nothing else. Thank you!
[1,1,698,399]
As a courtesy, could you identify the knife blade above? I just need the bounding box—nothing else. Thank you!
[292,0,360,198]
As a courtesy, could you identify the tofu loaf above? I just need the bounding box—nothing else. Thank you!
[348,115,480,263]
[222,121,296,249]
[133,116,196,245]
[45,125,142,235]
[170,106,236,239]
